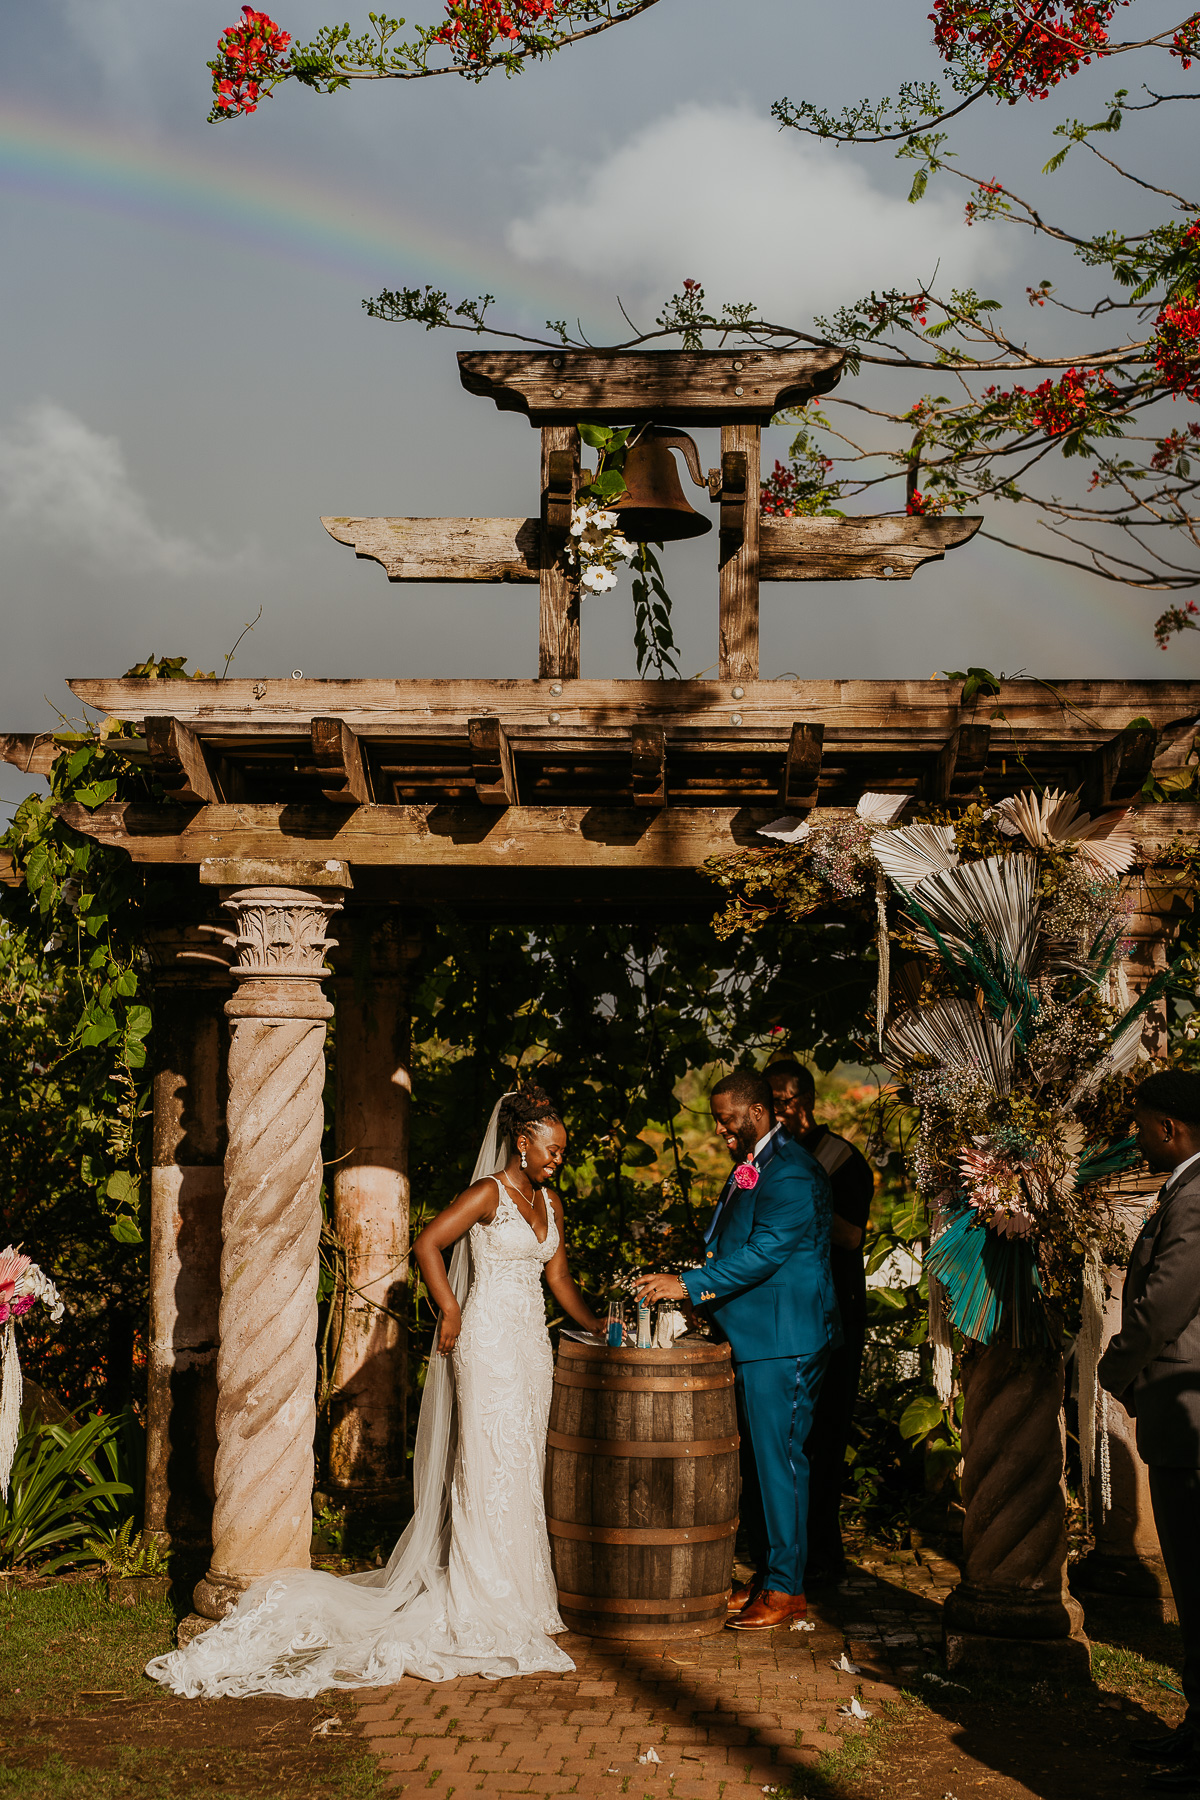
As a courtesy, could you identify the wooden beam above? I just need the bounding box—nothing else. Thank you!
[760,515,982,580]
[311,717,371,807]
[60,800,784,870]
[59,797,1200,871]
[321,515,540,582]
[539,426,581,680]
[719,424,760,682]
[781,722,824,808]
[631,724,666,809]
[468,716,518,806]
[458,348,845,425]
[0,733,57,777]
[929,722,992,801]
[63,677,1200,738]
[145,717,220,805]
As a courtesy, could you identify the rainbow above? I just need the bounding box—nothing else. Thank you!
[0,98,587,312]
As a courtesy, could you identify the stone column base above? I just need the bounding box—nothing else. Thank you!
[944,1581,1085,1641]
[944,1625,1092,1683]
[1074,1549,1174,1603]
[192,1570,248,1622]
[176,1613,217,1649]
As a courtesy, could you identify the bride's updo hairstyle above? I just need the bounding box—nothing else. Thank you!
[499,1085,563,1148]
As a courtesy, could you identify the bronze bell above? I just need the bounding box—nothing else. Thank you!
[613,427,713,542]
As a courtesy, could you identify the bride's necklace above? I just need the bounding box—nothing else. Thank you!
[499,1170,542,1225]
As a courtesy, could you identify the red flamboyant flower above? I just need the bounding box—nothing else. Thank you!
[930,0,1126,102]
[1155,300,1200,402]
[984,365,1118,435]
[209,6,291,117]
[1150,423,1200,472]
[432,0,557,58]
[1172,9,1200,66]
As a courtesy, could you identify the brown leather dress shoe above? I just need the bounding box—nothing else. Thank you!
[727,1589,807,1630]
[727,1579,762,1613]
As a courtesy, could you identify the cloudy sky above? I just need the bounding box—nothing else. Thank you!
[1,0,1194,814]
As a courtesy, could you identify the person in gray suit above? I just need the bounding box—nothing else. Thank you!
[1100,1069,1200,1791]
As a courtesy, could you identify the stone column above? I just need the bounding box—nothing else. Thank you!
[144,927,228,1550]
[943,1345,1091,1679]
[192,885,342,1624]
[326,914,411,1510]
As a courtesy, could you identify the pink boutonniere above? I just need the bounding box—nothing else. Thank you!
[733,1162,759,1190]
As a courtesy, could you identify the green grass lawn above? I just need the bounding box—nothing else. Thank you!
[0,1576,381,1799]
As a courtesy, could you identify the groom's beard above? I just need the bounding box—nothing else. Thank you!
[729,1120,760,1161]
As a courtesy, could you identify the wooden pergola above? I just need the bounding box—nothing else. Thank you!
[3,349,1198,1655]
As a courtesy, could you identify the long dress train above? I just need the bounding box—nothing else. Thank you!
[145,1109,574,1697]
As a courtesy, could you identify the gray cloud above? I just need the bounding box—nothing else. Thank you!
[0,402,248,579]
[507,102,1007,322]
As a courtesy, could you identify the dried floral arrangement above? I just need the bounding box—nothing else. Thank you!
[708,789,1185,1368]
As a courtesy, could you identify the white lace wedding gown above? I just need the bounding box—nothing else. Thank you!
[146,1130,574,1698]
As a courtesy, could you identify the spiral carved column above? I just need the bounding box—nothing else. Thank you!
[192,886,341,1625]
[943,1345,1090,1677]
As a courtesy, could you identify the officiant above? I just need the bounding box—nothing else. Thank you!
[1098,1069,1200,1792]
[634,1069,841,1629]
[766,1057,875,1586]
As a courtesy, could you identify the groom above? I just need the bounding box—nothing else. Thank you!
[634,1069,841,1627]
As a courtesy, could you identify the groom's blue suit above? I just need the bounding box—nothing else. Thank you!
[681,1127,842,1595]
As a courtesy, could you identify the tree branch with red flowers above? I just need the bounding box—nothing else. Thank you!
[207,0,662,120]
[361,0,1200,648]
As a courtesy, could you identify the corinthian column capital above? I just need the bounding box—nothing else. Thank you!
[222,886,342,1024]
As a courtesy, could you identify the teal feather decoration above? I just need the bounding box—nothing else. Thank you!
[927,1204,1049,1347]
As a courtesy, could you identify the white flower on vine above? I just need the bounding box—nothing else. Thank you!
[582,564,619,592]
[611,535,637,561]
[592,509,618,530]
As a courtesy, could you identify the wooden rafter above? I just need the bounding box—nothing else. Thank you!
[145,717,220,805]
[311,717,371,807]
[468,716,518,805]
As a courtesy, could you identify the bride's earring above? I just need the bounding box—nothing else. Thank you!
[520,1145,528,1171]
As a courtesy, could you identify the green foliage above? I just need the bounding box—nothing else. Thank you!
[0,658,215,1244]
[80,1515,169,1577]
[942,666,1002,703]
[0,1415,132,1575]
[0,937,148,1411]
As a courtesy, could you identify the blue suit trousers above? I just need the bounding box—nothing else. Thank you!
[735,1350,830,1595]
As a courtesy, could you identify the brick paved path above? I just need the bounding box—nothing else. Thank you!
[356,1547,961,1799]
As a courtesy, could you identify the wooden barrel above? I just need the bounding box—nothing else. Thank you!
[544,1337,739,1640]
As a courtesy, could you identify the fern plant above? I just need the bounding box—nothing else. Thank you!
[83,1514,169,1577]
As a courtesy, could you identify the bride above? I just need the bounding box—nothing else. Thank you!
[147,1086,604,1697]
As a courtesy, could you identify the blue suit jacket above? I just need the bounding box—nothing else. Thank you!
[681,1130,842,1364]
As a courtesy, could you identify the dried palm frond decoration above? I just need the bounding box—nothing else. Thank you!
[871,792,1176,1349]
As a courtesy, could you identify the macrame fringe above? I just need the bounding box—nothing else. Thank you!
[875,867,890,1049]
[1098,1386,1112,1517]
[927,1189,954,1406]
[0,1318,21,1501]
[1078,1244,1106,1533]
